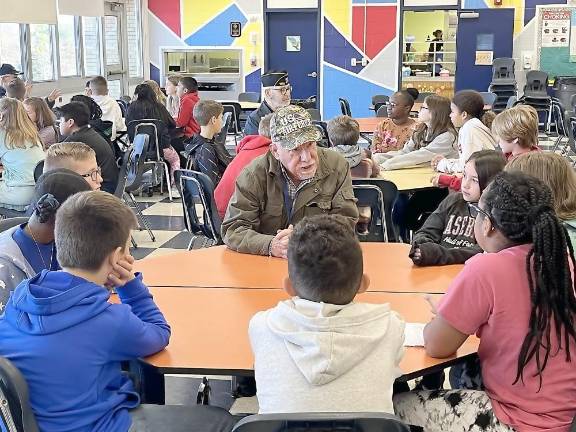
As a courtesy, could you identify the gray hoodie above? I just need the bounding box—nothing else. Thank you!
[249,297,405,414]
[0,225,35,312]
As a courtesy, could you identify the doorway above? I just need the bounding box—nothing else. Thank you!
[264,9,320,103]
[103,2,129,99]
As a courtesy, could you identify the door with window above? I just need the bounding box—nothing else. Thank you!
[455,9,514,92]
[103,2,128,99]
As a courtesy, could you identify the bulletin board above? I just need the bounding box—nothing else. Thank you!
[535,6,576,80]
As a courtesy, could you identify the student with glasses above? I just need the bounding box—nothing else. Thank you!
[243,70,292,136]
[395,170,576,432]
[43,142,103,191]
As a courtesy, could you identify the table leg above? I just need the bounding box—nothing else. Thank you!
[131,361,166,405]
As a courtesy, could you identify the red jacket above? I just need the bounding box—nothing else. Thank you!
[175,92,200,137]
[214,135,271,219]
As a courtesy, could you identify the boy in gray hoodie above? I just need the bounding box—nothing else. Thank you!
[249,214,405,414]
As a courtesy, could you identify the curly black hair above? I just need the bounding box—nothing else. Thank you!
[482,171,576,389]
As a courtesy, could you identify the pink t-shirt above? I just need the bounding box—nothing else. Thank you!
[439,244,576,432]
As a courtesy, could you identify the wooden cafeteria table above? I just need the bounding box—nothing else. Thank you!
[379,166,437,191]
[135,243,462,293]
[220,100,260,111]
[138,287,479,403]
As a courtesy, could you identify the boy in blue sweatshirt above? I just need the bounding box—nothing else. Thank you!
[0,191,236,432]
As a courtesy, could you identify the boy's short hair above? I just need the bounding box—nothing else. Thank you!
[491,105,538,149]
[179,77,198,93]
[44,142,96,172]
[326,115,360,147]
[55,191,137,271]
[288,214,363,305]
[258,113,273,138]
[193,100,224,126]
[54,102,90,127]
[89,76,108,95]
[5,78,26,100]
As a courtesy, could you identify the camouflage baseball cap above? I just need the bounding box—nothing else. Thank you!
[270,105,322,151]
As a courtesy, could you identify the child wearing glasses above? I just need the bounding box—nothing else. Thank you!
[44,142,103,191]
[372,89,419,154]
[374,94,457,170]
[249,214,405,414]
[431,90,496,190]
[395,171,576,432]
[410,150,505,267]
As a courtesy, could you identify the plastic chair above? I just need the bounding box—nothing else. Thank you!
[353,184,386,242]
[0,356,40,432]
[175,169,221,250]
[492,58,516,83]
[232,413,411,432]
[238,92,260,103]
[222,102,243,146]
[127,119,173,201]
[339,98,352,117]
[506,95,517,109]
[306,108,321,121]
[479,92,497,107]
[312,121,330,148]
[550,98,570,152]
[376,105,389,118]
[91,119,114,144]
[0,217,28,233]
[113,147,139,249]
[523,70,549,98]
[123,134,156,243]
[33,160,44,182]
[372,95,389,113]
[353,178,398,242]
[116,99,127,117]
[404,189,448,239]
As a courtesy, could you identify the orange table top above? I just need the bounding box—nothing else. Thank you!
[355,117,381,133]
[142,287,478,378]
[136,243,462,294]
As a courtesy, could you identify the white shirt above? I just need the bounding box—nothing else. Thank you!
[92,95,126,140]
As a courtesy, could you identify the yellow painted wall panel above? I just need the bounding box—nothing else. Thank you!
[324,0,351,38]
[182,0,234,37]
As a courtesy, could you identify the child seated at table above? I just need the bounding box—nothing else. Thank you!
[184,100,232,187]
[410,150,505,266]
[431,90,496,191]
[372,89,419,153]
[0,191,237,432]
[395,171,576,431]
[249,214,405,414]
[327,115,379,178]
[491,104,540,161]
[374,94,457,170]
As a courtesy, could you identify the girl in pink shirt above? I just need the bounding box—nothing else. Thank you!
[394,171,576,432]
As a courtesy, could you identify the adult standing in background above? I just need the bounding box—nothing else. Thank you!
[427,30,444,76]
[243,70,292,136]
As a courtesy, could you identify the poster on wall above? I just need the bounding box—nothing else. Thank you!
[541,10,571,47]
[570,11,576,62]
[475,51,493,65]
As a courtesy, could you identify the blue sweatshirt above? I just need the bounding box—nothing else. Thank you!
[0,271,171,432]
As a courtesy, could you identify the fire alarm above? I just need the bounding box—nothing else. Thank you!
[494,0,502,5]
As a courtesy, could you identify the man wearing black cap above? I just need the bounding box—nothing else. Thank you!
[243,70,292,136]
[0,63,22,98]
[223,105,358,257]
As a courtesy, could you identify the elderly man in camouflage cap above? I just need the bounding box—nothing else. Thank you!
[222,105,358,258]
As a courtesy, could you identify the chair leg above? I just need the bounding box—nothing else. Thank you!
[131,235,138,249]
[127,193,156,242]
[164,163,173,202]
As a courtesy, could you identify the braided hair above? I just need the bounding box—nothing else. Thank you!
[482,171,576,388]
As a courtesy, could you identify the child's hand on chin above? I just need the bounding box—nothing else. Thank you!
[106,253,135,288]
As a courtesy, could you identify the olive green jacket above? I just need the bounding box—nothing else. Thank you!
[222,148,358,255]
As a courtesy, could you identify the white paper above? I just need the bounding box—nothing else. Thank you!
[541,10,571,48]
[404,323,426,347]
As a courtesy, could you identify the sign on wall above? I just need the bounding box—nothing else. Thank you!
[230,22,241,38]
[541,10,570,47]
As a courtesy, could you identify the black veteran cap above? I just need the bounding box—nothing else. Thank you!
[261,70,290,88]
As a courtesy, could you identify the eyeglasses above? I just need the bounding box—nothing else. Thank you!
[421,105,429,110]
[81,167,102,182]
[272,85,292,95]
[468,202,492,221]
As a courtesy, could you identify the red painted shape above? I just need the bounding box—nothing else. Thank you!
[352,5,397,59]
[149,0,181,37]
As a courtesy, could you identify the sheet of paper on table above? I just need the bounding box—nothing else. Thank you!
[404,323,426,347]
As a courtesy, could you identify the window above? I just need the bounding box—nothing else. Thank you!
[126,0,143,77]
[82,16,102,76]
[30,24,55,81]
[0,24,22,73]
[104,15,120,66]
[58,15,79,76]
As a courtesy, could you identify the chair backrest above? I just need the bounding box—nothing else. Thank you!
[339,98,352,116]
[479,92,497,106]
[124,134,150,193]
[306,108,321,121]
[524,70,549,94]
[33,160,44,183]
[506,95,517,109]
[214,111,233,146]
[0,217,28,233]
[551,98,568,138]
[492,57,515,80]
[238,92,260,103]
[371,95,389,106]
[232,413,411,432]
[312,121,330,148]
[0,357,39,432]
[90,119,114,143]
[127,119,166,161]
[116,99,127,117]
[353,185,385,242]
[114,147,134,198]
[222,102,242,134]
[353,179,398,242]
[404,188,448,232]
[376,105,389,118]
[175,169,221,243]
